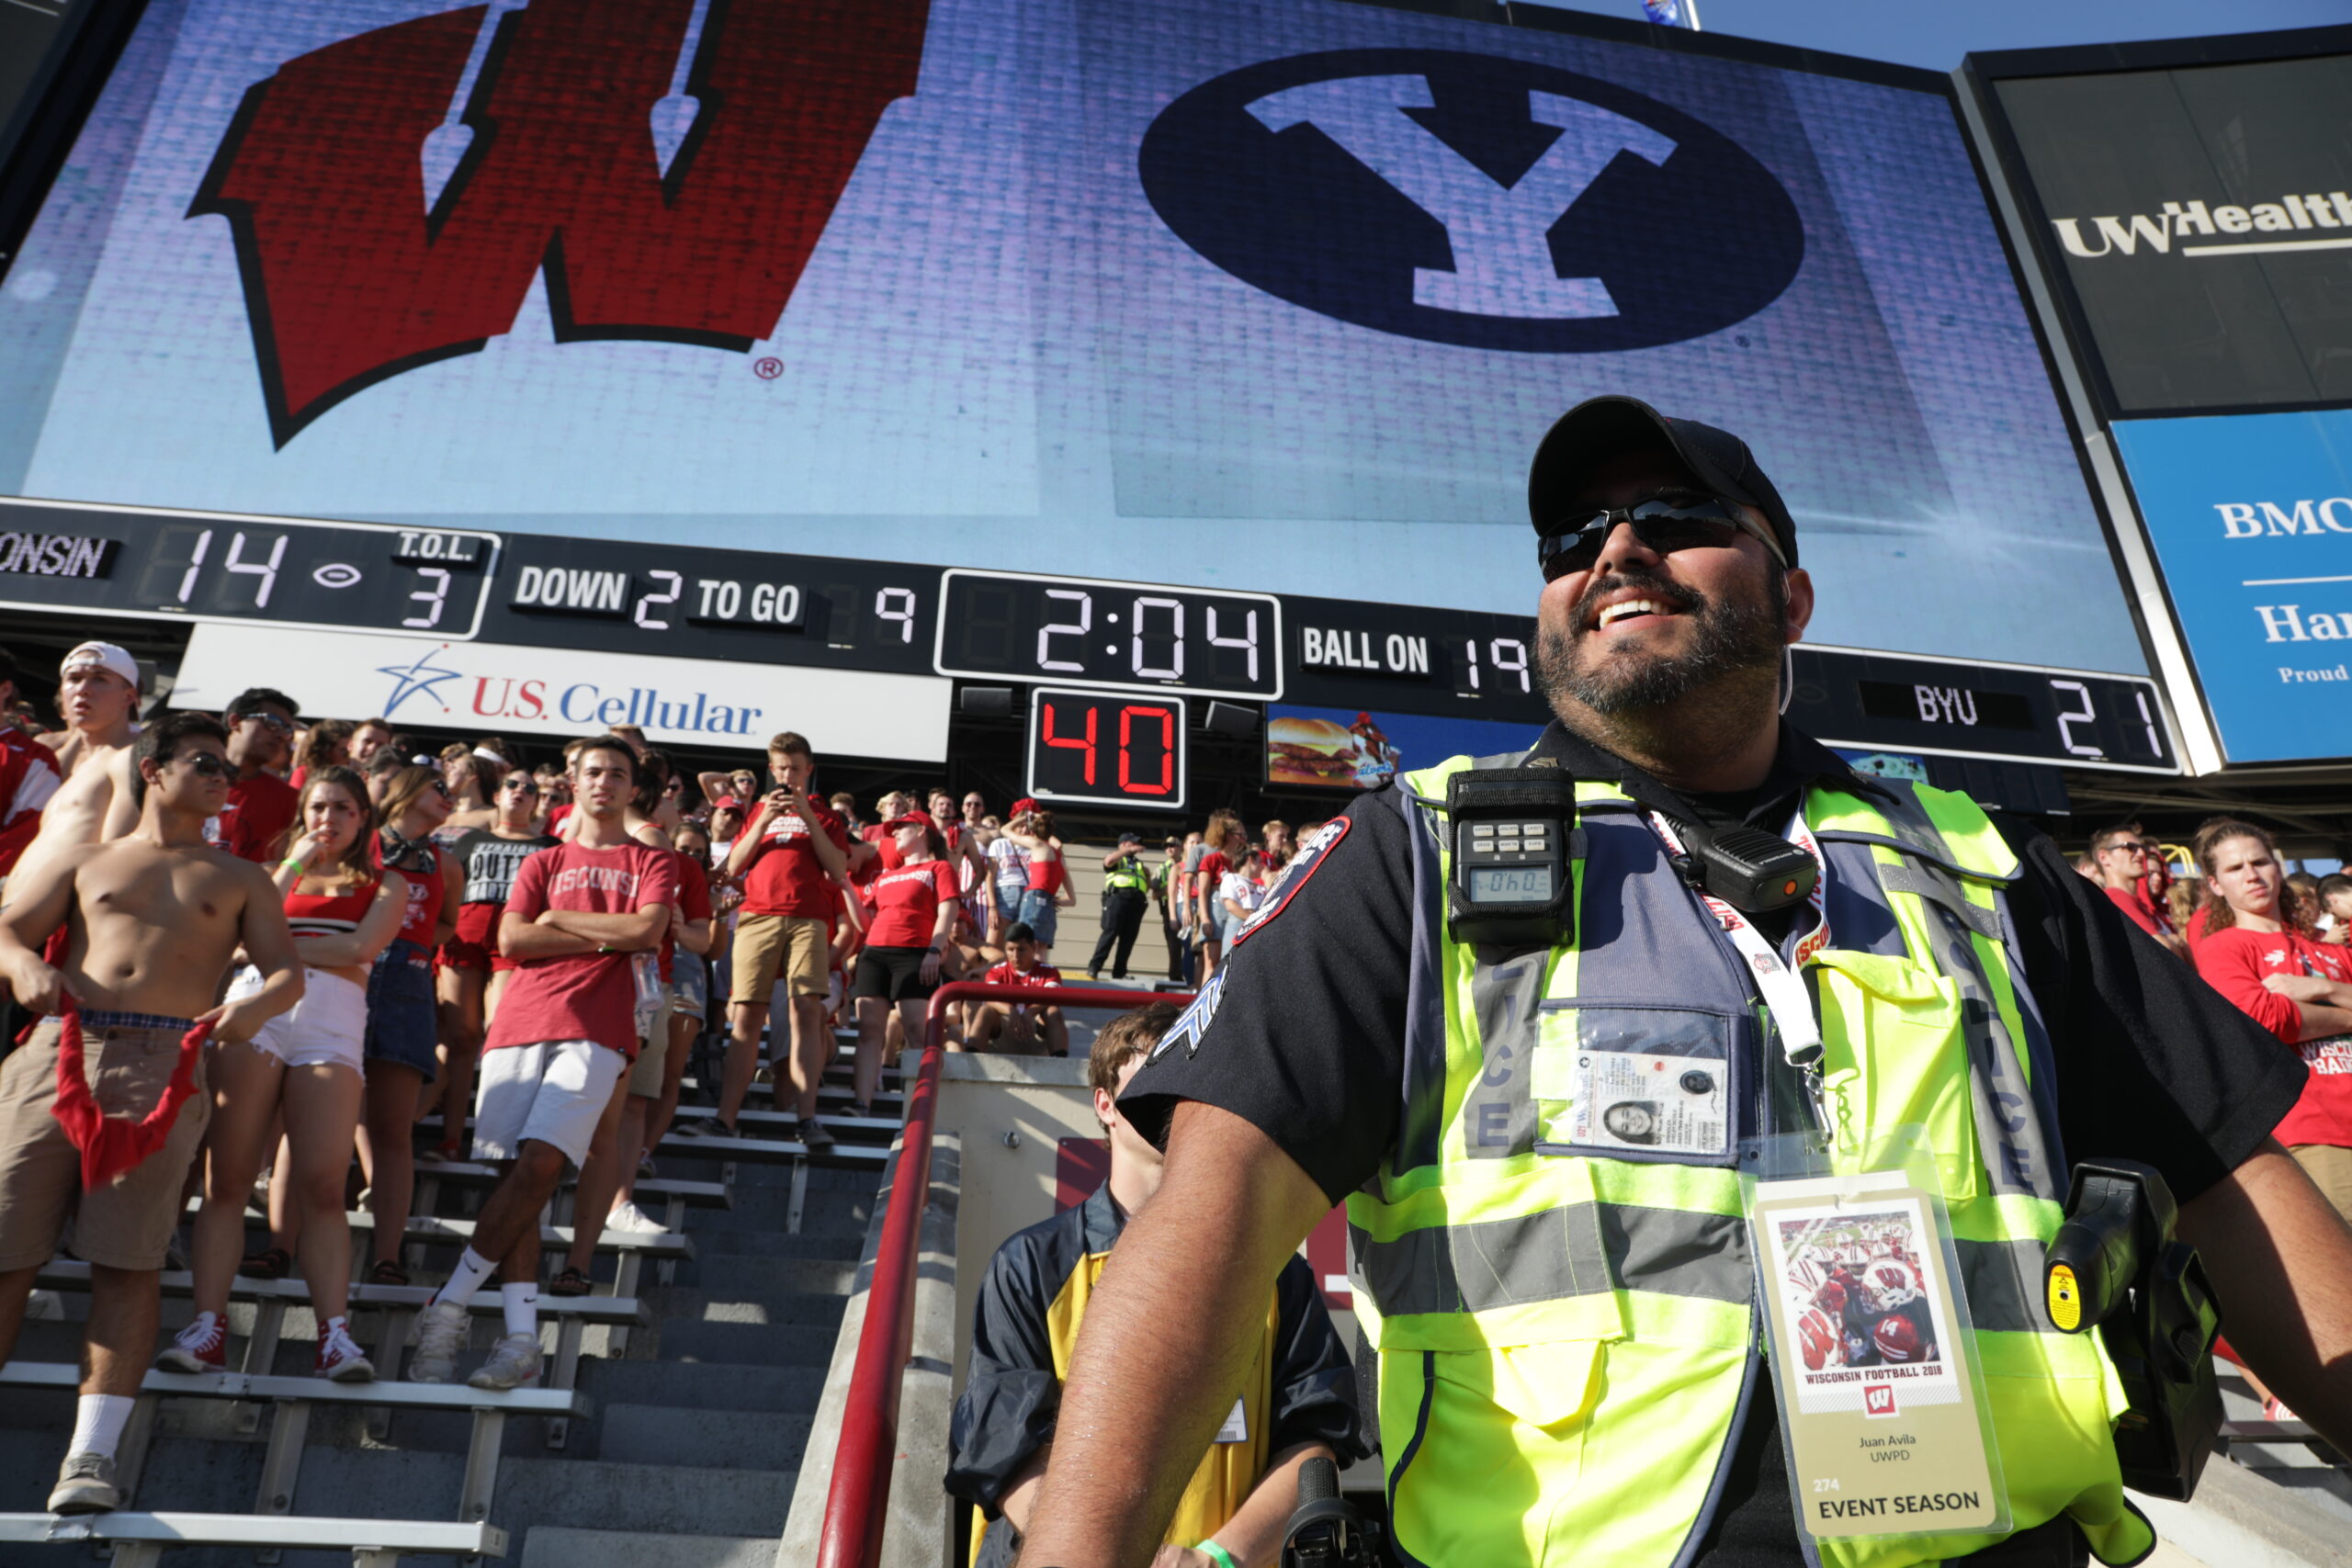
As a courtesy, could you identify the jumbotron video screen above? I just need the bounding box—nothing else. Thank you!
[0,0,2144,677]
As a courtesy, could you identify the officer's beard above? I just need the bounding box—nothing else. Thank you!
[1536,567,1787,718]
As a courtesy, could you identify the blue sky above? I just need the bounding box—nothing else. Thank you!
[1537,2,2350,73]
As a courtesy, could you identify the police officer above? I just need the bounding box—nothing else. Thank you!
[1089,831,1153,981]
[1013,398,2352,1568]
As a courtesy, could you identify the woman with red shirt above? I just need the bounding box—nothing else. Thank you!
[852,811,959,1114]
[2190,818,2352,1223]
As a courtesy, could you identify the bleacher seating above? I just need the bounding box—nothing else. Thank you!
[0,1012,899,1563]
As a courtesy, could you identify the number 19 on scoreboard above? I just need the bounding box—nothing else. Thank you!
[1023,689,1189,811]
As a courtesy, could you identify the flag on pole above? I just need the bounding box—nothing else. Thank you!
[1642,0,1703,28]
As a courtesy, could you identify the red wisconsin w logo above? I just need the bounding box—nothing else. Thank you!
[191,0,927,446]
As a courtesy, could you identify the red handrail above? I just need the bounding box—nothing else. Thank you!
[814,979,1194,1568]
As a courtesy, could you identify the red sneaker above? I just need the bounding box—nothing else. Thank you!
[315,1319,376,1383]
[156,1314,226,1373]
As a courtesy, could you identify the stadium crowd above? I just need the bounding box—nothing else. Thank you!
[0,636,1312,1516]
[2074,818,2352,1423]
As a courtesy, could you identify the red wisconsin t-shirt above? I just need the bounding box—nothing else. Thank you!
[2194,924,2352,1147]
[741,800,851,920]
[218,773,299,863]
[983,960,1062,1009]
[489,842,678,1059]
[658,854,713,984]
[866,859,959,948]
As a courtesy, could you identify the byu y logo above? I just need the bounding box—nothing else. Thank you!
[1139,49,1803,351]
[190,0,928,446]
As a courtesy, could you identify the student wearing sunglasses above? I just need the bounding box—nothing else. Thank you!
[212,687,302,863]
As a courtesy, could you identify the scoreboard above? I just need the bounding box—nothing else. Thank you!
[0,496,2182,790]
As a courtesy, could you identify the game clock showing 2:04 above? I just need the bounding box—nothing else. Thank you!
[1025,689,1189,812]
[934,568,1282,699]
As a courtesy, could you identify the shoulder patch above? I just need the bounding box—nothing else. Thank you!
[1150,964,1227,1060]
[1229,815,1351,950]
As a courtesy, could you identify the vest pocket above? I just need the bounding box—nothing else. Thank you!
[1530,1000,1745,1168]
[1804,950,1982,1200]
[1387,1340,1601,1568]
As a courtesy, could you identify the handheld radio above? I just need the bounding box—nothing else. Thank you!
[1443,769,1580,948]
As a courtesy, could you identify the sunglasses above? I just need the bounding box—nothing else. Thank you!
[429,780,454,798]
[1538,494,1784,582]
[175,750,234,780]
[243,712,295,735]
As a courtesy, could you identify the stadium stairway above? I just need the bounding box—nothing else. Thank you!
[0,1027,899,1568]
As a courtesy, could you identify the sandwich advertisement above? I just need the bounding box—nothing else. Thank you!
[1266,704,1542,790]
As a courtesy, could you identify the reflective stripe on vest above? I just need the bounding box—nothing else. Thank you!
[1350,754,2153,1568]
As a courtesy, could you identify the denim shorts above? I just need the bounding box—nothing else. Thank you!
[364,938,439,1082]
[1016,889,1059,947]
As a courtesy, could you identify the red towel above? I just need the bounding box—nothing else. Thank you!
[47,998,211,1190]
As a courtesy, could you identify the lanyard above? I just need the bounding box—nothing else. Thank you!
[1647,812,1834,1136]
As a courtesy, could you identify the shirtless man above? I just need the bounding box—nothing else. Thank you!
[0,711,302,1514]
[13,643,142,886]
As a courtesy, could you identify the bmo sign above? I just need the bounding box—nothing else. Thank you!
[2113,411,2352,763]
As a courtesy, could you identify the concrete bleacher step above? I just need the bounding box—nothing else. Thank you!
[577,1359,825,1417]
[492,1455,795,1540]
[518,1525,780,1568]
[652,1317,840,1369]
[597,1405,813,1472]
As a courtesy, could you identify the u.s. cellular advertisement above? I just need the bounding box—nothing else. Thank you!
[0,0,2143,673]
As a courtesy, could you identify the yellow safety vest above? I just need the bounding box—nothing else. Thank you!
[1347,756,2155,1568]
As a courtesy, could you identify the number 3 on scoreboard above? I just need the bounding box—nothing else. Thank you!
[1025,689,1190,811]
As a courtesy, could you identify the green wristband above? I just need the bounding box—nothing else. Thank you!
[1197,1544,1239,1568]
[278,857,306,873]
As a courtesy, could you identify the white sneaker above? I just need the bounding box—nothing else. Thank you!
[407,1300,469,1383]
[48,1451,119,1515]
[606,1201,667,1235]
[467,1331,542,1390]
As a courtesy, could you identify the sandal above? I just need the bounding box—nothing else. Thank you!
[430,1139,466,1164]
[547,1266,593,1297]
[368,1259,411,1288]
[238,1247,290,1280]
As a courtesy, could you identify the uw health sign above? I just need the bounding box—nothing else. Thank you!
[2113,409,2352,764]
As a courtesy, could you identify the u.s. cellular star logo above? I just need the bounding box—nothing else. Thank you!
[190,0,927,447]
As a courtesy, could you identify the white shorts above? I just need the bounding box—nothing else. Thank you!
[227,966,367,1074]
[472,1040,627,1168]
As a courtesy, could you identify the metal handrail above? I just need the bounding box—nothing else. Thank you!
[813,979,1193,1568]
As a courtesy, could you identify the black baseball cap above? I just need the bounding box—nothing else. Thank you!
[1118,830,1143,845]
[1527,396,1799,569]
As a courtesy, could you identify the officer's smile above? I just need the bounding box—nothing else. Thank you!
[1583,580,1699,637]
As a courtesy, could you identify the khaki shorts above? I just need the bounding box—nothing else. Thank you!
[628,990,676,1097]
[731,913,829,1004]
[0,1015,212,1272]
[2290,1144,2352,1226]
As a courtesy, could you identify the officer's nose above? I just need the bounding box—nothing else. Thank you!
[1590,518,1665,581]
